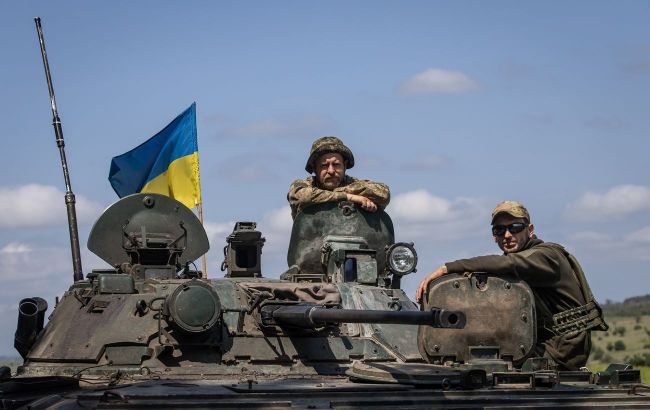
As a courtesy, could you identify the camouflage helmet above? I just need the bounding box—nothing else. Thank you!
[305,136,355,174]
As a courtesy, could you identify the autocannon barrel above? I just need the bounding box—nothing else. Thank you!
[263,304,465,329]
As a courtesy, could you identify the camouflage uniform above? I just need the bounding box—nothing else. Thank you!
[288,175,390,219]
[288,136,390,219]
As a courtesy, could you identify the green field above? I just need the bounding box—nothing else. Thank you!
[588,362,650,384]
[588,314,650,383]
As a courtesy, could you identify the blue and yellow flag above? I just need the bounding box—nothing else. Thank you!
[108,103,201,208]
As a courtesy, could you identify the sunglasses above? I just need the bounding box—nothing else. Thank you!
[492,223,528,236]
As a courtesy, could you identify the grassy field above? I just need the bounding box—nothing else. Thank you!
[588,362,650,384]
[588,314,650,383]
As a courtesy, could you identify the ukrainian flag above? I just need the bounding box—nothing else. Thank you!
[108,103,201,208]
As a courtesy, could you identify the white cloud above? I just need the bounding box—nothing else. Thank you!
[3,245,69,279]
[222,114,336,139]
[389,190,488,240]
[566,185,650,221]
[397,68,480,95]
[258,206,293,261]
[202,207,293,278]
[626,226,650,243]
[262,206,293,233]
[0,184,103,228]
[0,242,96,356]
[391,190,453,222]
[203,221,235,246]
[203,207,291,242]
[0,243,32,254]
[567,227,650,261]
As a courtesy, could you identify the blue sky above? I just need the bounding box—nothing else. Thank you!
[1,1,649,356]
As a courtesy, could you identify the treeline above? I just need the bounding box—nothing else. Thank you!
[601,294,650,317]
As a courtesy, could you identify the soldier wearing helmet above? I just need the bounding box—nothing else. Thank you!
[416,200,607,370]
[287,136,390,219]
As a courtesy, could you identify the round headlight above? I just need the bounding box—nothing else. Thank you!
[386,242,418,276]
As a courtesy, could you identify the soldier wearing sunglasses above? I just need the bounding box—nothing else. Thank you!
[415,200,607,370]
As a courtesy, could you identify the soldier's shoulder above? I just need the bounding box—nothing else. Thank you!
[345,175,385,185]
[289,176,314,187]
[362,178,390,192]
[534,241,567,253]
[528,241,573,261]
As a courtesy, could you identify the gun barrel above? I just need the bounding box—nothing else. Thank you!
[267,304,465,329]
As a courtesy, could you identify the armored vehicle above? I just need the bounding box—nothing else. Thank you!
[2,194,650,409]
[9,17,647,409]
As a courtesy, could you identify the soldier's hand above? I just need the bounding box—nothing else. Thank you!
[415,265,448,303]
[346,194,378,212]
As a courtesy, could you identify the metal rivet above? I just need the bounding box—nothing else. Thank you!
[143,196,155,208]
[434,344,440,352]
[453,281,460,289]
[504,282,512,290]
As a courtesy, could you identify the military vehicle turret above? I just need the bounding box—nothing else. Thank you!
[2,194,649,409]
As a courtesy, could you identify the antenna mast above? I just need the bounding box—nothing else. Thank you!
[34,17,84,282]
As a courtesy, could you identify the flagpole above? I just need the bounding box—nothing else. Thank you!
[193,102,207,280]
[197,202,208,279]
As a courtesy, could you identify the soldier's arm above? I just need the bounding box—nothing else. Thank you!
[287,179,347,210]
[445,247,563,287]
[339,179,391,209]
[417,246,564,301]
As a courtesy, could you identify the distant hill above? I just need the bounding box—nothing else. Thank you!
[602,294,650,317]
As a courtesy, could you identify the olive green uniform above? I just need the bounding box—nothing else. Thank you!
[445,236,591,370]
[287,175,390,219]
